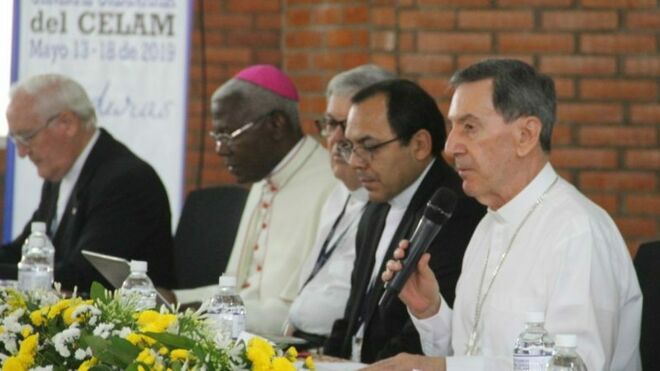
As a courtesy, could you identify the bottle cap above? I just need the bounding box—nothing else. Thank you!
[526,311,545,323]
[555,334,577,348]
[130,260,148,273]
[219,275,237,287]
[31,222,46,233]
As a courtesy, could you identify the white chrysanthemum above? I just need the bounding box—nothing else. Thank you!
[32,366,54,371]
[93,323,115,339]
[115,326,132,338]
[52,327,81,358]
[0,334,17,354]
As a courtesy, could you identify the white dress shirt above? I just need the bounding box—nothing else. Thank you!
[412,163,642,371]
[288,184,368,336]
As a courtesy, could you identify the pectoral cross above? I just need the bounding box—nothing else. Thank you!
[466,330,480,356]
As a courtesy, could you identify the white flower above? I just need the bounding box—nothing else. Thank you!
[114,326,132,338]
[32,365,54,370]
[92,322,114,339]
[52,327,81,358]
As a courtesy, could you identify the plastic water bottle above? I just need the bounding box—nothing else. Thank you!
[17,222,55,292]
[120,260,157,311]
[546,334,588,371]
[513,312,554,371]
[206,275,246,341]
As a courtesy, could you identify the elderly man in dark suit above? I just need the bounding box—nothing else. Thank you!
[324,79,485,363]
[0,73,174,291]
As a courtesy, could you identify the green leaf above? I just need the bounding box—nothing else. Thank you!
[90,281,109,303]
[89,365,114,371]
[144,331,195,349]
[109,336,141,363]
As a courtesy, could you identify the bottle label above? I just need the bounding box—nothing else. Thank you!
[17,271,52,292]
[513,355,552,371]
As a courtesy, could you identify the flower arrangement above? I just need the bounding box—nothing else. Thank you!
[0,283,313,371]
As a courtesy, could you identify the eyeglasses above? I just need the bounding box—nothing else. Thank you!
[209,112,270,148]
[9,112,61,147]
[314,117,346,137]
[336,136,401,164]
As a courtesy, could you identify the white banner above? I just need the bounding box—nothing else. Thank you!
[7,0,191,238]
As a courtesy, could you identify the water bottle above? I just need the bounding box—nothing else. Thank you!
[17,222,55,292]
[546,334,588,371]
[513,312,554,371]
[206,275,246,341]
[120,260,157,311]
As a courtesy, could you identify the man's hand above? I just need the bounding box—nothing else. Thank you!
[382,239,442,319]
[359,353,446,371]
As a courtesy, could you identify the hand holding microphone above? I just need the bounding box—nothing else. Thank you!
[379,187,458,317]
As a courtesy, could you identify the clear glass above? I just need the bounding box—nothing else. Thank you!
[546,346,588,371]
[120,272,157,310]
[206,284,246,341]
[17,230,54,292]
[513,322,554,371]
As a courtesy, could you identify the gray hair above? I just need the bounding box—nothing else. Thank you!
[326,64,396,98]
[10,74,97,128]
[449,59,556,152]
[212,78,301,135]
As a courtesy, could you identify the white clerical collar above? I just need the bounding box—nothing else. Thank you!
[61,128,100,186]
[270,136,306,175]
[489,162,557,225]
[389,159,435,210]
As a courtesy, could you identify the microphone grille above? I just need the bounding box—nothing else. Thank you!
[424,187,458,224]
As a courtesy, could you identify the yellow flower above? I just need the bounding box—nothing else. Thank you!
[271,356,295,371]
[137,349,155,365]
[0,326,4,334]
[20,326,32,339]
[158,347,169,355]
[1,357,25,371]
[136,310,177,333]
[304,355,316,370]
[285,346,297,362]
[126,333,156,347]
[248,337,275,359]
[29,310,43,327]
[169,349,189,361]
[47,299,72,319]
[6,291,26,310]
[78,357,98,371]
[16,334,38,368]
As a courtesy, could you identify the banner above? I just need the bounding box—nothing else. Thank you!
[5,0,191,240]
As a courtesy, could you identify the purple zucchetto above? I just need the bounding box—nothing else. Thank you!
[234,65,299,102]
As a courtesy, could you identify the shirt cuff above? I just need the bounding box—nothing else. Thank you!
[409,294,453,356]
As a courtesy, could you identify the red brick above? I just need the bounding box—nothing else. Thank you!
[254,50,281,65]
[554,78,575,98]
[580,79,657,101]
[542,11,618,30]
[627,12,660,29]
[311,6,343,24]
[499,33,574,53]
[371,54,397,72]
[291,75,324,92]
[400,10,456,30]
[581,35,656,54]
[371,7,396,26]
[206,48,252,63]
[552,123,573,145]
[400,55,455,74]
[344,5,369,24]
[225,31,279,47]
[418,0,490,5]
[624,57,660,76]
[457,55,534,69]
[541,56,616,75]
[614,217,657,238]
[550,148,618,168]
[418,32,492,53]
[584,193,618,214]
[371,31,397,51]
[285,31,323,48]
[581,0,656,8]
[625,150,660,169]
[312,51,369,70]
[458,10,534,30]
[228,0,280,12]
[558,103,623,124]
[626,195,660,215]
[579,127,657,146]
[418,77,452,100]
[287,8,311,27]
[298,95,326,116]
[285,53,310,70]
[327,29,369,47]
[631,105,660,125]
[399,32,416,52]
[204,14,252,29]
[580,171,656,191]
[499,0,572,5]
[341,52,370,68]
[256,14,281,29]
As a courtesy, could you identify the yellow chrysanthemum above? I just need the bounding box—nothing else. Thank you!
[248,337,275,359]
[1,357,25,371]
[126,333,156,347]
[169,349,189,361]
[304,355,315,370]
[6,291,26,310]
[17,334,38,364]
[136,310,177,333]
[47,299,72,319]
[78,357,98,371]
[20,325,32,339]
[29,310,43,327]
[136,349,155,365]
[0,326,4,335]
[285,346,297,362]
[158,347,169,355]
[271,356,295,371]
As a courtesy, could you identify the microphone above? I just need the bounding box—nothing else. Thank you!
[379,187,458,310]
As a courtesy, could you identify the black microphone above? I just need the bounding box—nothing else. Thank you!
[379,187,458,310]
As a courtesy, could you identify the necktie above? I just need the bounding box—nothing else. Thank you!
[48,182,60,237]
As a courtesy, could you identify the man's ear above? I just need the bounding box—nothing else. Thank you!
[411,129,433,161]
[268,111,289,141]
[515,116,542,157]
[57,111,80,137]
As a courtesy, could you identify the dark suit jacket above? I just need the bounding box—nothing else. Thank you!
[325,158,485,363]
[0,129,174,291]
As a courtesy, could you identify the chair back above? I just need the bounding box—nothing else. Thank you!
[634,240,660,370]
[173,186,248,289]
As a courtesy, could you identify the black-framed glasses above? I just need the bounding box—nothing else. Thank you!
[336,136,401,164]
[209,112,271,148]
[9,112,61,147]
[314,117,346,138]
